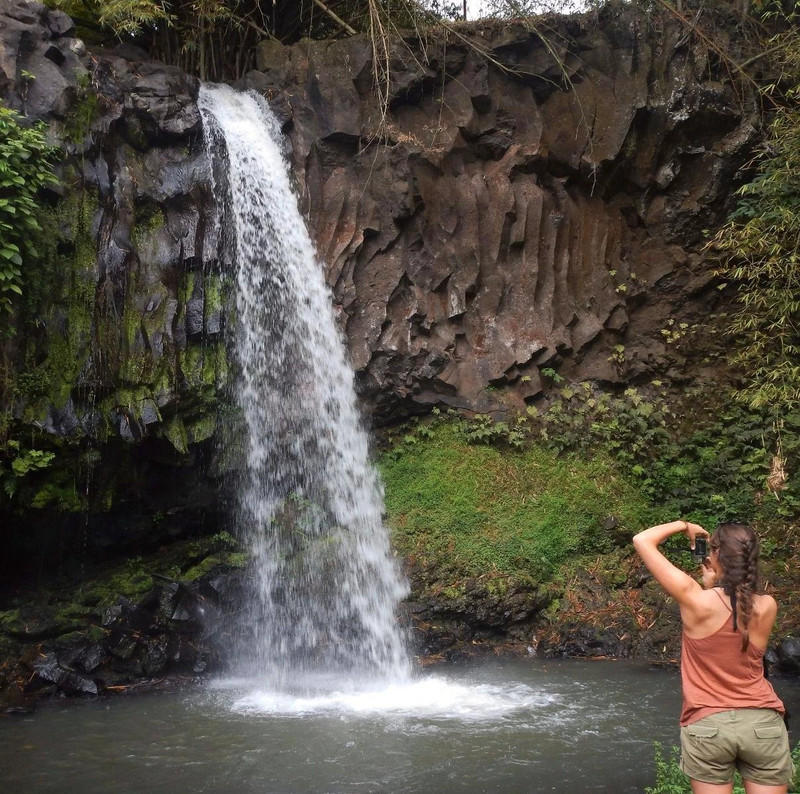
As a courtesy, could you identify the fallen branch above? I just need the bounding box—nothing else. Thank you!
[313,0,357,36]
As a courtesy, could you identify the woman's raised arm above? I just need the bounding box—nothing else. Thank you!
[633,520,709,605]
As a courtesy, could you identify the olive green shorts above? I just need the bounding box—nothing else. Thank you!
[680,708,792,786]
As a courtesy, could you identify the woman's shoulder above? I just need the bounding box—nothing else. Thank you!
[753,593,778,617]
[681,587,730,630]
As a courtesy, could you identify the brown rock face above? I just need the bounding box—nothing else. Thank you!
[0,1,760,578]
[246,5,758,419]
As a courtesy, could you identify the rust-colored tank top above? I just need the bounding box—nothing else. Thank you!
[680,613,785,726]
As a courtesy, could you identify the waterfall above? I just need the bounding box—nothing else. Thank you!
[198,84,411,687]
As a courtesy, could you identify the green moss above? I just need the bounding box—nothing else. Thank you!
[380,421,653,585]
[163,416,188,455]
[86,624,108,643]
[123,117,149,151]
[132,201,166,247]
[181,550,248,582]
[0,605,88,639]
[204,272,225,325]
[186,414,217,445]
[439,583,466,599]
[53,603,93,623]
[78,566,154,608]
[30,479,82,511]
[179,341,227,393]
[484,575,512,597]
[0,609,21,634]
[15,184,98,419]
[61,89,98,144]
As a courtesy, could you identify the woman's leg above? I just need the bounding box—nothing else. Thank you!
[742,783,788,794]
[691,781,733,794]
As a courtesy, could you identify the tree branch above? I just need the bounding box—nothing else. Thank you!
[312,0,357,36]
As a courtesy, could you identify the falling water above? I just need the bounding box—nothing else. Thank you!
[197,84,410,688]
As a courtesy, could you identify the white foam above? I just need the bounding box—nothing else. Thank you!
[197,83,410,683]
[222,677,557,722]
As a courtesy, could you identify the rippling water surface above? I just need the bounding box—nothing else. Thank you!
[2,659,799,793]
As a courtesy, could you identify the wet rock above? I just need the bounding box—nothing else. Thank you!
[541,624,630,659]
[109,636,139,661]
[51,632,109,674]
[774,637,800,674]
[192,650,209,674]
[33,653,98,696]
[157,580,182,619]
[142,637,168,675]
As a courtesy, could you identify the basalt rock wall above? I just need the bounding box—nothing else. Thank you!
[0,0,758,573]
[247,5,759,415]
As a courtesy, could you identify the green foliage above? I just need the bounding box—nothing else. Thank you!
[380,420,653,584]
[8,182,99,432]
[709,6,800,412]
[0,440,55,498]
[645,743,691,794]
[50,0,171,35]
[45,0,447,80]
[711,103,800,411]
[645,741,800,794]
[0,103,59,317]
[95,0,171,33]
[452,381,800,531]
[459,413,528,448]
[645,742,743,794]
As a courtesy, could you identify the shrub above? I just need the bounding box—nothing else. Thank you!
[646,741,800,793]
[0,102,59,317]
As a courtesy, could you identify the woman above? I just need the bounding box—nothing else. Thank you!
[633,520,792,793]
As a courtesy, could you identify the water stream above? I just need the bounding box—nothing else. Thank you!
[197,84,410,687]
[3,660,799,793]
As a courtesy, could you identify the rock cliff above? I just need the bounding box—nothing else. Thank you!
[0,0,769,699]
[247,6,758,415]
[1,1,759,444]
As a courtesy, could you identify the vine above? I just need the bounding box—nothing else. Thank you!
[0,103,59,319]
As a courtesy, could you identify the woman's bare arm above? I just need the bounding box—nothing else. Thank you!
[633,520,709,606]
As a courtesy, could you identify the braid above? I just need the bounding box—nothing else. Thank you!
[715,523,760,651]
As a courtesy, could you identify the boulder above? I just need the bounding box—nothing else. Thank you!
[774,637,800,675]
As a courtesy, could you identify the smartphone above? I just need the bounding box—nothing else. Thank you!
[692,537,708,562]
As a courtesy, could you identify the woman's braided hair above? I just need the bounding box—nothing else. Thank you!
[710,522,760,651]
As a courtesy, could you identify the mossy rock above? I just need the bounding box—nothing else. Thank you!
[181,551,248,582]
[0,605,90,640]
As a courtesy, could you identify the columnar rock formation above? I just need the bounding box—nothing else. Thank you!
[247,8,758,415]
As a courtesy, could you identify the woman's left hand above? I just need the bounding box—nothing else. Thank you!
[683,521,709,549]
[700,560,717,589]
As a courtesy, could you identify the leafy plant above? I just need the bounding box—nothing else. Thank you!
[645,742,744,794]
[646,741,800,794]
[459,413,527,448]
[0,103,59,317]
[1,440,56,497]
[708,7,800,413]
[434,380,800,531]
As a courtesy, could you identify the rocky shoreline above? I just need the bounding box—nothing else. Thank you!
[3,537,799,712]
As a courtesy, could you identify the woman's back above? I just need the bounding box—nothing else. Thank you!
[683,588,778,649]
[633,520,792,791]
[681,606,784,725]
